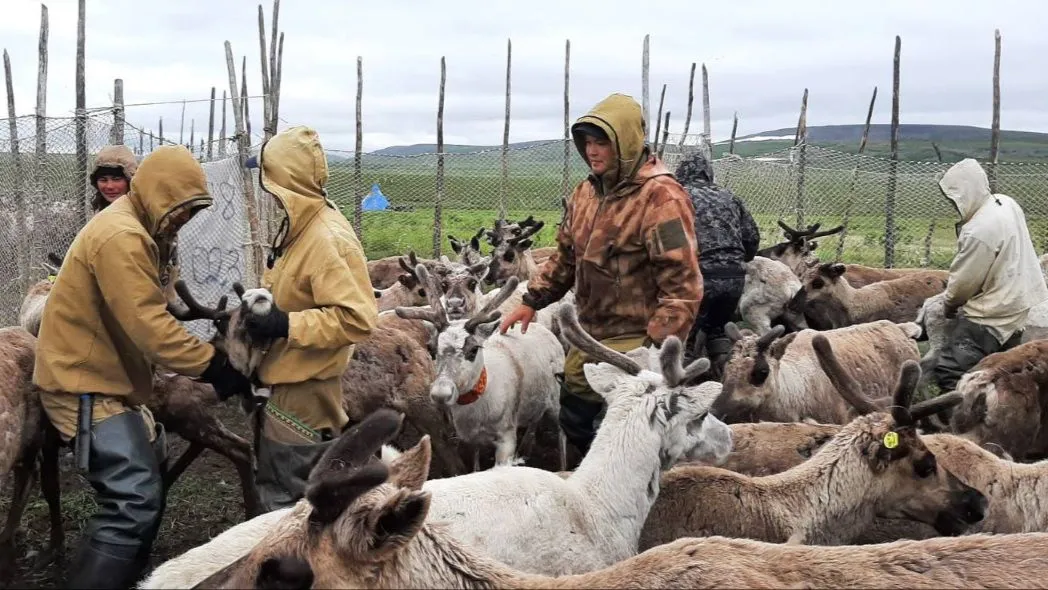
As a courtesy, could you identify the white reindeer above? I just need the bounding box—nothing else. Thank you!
[396,264,564,470]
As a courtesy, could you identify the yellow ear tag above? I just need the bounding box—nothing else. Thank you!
[883,431,899,449]
[47,274,57,283]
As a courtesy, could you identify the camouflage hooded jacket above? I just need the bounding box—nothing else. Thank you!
[675,150,760,278]
[522,93,703,344]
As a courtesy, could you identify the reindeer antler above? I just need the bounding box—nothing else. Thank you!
[658,337,712,387]
[463,275,519,333]
[556,304,643,376]
[507,219,545,246]
[171,280,231,322]
[393,264,450,332]
[806,224,845,240]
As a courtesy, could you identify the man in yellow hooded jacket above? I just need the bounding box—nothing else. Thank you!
[243,126,379,510]
[34,145,253,589]
[500,93,704,456]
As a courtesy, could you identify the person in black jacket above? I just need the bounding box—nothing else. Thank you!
[675,149,760,380]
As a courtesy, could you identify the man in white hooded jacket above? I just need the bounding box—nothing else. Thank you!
[933,158,1048,392]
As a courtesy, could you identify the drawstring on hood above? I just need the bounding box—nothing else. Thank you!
[249,126,333,268]
[570,93,650,197]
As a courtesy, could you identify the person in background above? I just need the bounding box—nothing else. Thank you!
[89,144,138,212]
[933,157,1048,393]
[34,145,253,589]
[499,93,703,457]
[674,149,760,380]
[243,126,379,511]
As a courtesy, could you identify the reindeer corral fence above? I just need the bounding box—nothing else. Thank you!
[4,108,1048,331]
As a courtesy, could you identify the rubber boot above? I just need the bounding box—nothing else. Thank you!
[66,410,164,590]
[706,336,734,383]
[255,434,336,512]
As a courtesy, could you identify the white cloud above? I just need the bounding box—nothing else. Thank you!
[1,0,1045,152]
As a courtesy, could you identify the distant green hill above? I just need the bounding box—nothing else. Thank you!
[357,124,1048,163]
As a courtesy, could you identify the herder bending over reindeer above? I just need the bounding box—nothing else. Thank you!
[932,158,1048,393]
[500,92,703,457]
[242,126,378,512]
[33,145,254,589]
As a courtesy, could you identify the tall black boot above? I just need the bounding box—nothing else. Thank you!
[255,433,335,513]
[706,336,734,382]
[66,410,164,590]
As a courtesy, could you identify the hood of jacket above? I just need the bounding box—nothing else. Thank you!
[674,149,715,187]
[91,144,139,180]
[126,145,212,237]
[939,158,992,223]
[571,93,649,196]
[258,126,332,252]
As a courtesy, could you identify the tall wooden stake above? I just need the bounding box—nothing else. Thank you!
[179,100,186,145]
[658,111,671,160]
[225,40,263,282]
[701,64,712,160]
[219,90,227,156]
[110,78,124,144]
[728,112,738,155]
[885,35,901,268]
[75,0,88,222]
[834,86,878,262]
[653,83,666,153]
[989,28,1001,193]
[34,3,48,220]
[641,34,650,140]
[561,39,571,202]
[794,88,809,227]
[207,86,216,160]
[433,56,446,258]
[678,62,695,149]
[257,3,272,139]
[499,38,511,221]
[5,49,29,293]
[354,56,363,237]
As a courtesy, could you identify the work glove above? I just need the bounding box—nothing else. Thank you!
[245,303,290,340]
[200,349,253,402]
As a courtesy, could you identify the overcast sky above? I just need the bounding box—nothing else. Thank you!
[2,0,1045,152]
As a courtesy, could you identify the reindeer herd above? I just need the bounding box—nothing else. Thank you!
[3,214,1048,588]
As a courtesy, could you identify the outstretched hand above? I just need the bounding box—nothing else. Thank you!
[500,304,536,335]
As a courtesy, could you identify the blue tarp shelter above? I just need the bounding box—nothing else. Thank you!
[362,183,389,211]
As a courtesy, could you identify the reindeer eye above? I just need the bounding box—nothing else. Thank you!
[441,280,449,291]
[468,279,477,290]
[811,278,824,289]
[750,365,770,385]
[464,342,480,361]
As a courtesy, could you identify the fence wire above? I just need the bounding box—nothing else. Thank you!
[3,109,1048,328]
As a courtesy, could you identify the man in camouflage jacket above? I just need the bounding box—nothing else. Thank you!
[500,93,703,456]
[674,149,760,380]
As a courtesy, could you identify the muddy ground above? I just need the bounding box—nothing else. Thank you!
[0,399,575,589]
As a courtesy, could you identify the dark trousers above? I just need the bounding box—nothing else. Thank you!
[67,411,167,590]
[686,276,745,379]
[934,315,1023,392]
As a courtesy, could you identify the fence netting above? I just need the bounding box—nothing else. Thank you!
[4,109,1048,329]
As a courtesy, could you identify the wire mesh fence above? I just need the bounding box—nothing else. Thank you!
[4,108,1048,329]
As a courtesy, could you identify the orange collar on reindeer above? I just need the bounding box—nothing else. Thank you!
[457,368,489,406]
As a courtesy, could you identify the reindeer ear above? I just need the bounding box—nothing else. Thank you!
[830,263,846,277]
[474,318,500,340]
[363,489,431,555]
[583,363,623,400]
[517,238,533,250]
[449,237,463,253]
[386,435,431,491]
[257,556,314,590]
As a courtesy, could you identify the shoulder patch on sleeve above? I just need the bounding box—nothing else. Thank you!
[656,218,688,253]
